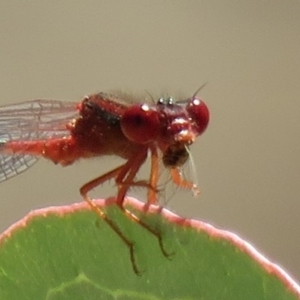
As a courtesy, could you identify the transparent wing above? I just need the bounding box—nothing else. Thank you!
[0,154,38,182]
[0,99,78,140]
[0,99,79,182]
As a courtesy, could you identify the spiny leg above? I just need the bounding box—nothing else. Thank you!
[80,165,142,275]
[116,145,160,206]
[80,161,156,201]
[80,165,124,196]
[80,149,172,273]
[120,206,172,258]
[147,145,160,205]
[170,167,200,196]
[116,150,172,259]
[119,180,158,194]
[114,149,148,206]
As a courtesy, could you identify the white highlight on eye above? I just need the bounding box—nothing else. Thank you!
[192,98,201,106]
[141,104,150,111]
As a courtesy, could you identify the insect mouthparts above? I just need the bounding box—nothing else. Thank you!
[0,90,210,275]
[162,143,189,168]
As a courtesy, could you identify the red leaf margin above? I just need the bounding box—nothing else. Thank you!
[0,197,299,298]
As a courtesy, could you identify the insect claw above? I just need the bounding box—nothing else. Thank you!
[157,232,174,260]
[192,184,201,197]
[1,91,209,275]
[83,196,143,275]
[122,207,173,261]
[128,243,145,276]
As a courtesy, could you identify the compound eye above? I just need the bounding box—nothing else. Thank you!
[121,104,160,144]
[186,97,210,135]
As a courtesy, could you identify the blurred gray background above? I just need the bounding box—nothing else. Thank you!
[0,1,299,281]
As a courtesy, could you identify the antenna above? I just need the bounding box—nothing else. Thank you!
[192,82,208,99]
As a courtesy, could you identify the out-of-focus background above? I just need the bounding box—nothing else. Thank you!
[0,1,299,281]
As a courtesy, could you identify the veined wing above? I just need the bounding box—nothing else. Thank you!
[0,99,78,182]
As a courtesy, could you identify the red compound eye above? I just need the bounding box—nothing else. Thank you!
[186,97,210,135]
[121,104,160,144]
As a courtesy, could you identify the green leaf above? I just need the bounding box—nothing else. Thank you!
[0,198,299,300]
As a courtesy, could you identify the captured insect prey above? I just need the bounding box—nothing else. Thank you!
[0,91,210,274]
